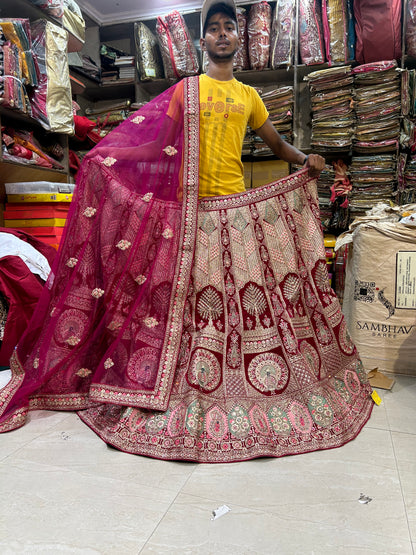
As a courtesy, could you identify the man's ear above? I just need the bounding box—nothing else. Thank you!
[200,37,206,51]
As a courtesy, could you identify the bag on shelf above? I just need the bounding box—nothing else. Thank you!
[62,0,85,44]
[26,0,64,19]
[298,0,325,65]
[0,19,39,87]
[270,0,296,68]
[135,22,164,81]
[29,19,74,134]
[321,0,350,65]
[233,7,250,71]
[156,10,200,80]
[354,0,402,63]
[247,1,272,71]
[406,0,416,57]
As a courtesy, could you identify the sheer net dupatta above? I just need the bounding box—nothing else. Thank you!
[0,77,200,432]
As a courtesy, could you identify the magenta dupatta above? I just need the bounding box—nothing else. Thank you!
[0,77,200,430]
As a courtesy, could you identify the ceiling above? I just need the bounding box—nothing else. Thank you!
[76,0,205,25]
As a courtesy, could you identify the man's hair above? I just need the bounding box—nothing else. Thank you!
[202,2,237,37]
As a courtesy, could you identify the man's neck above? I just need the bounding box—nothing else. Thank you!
[205,58,234,81]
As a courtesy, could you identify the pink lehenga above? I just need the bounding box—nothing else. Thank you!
[0,77,373,462]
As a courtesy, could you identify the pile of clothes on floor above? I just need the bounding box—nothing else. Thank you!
[0,228,56,368]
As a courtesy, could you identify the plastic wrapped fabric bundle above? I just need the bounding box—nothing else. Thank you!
[352,61,401,162]
[135,22,164,81]
[261,86,294,143]
[403,155,416,203]
[62,0,85,44]
[29,19,74,134]
[247,1,272,71]
[298,0,325,65]
[349,154,398,218]
[354,0,401,64]
[346,0,355,61]
[305,66,354,152]
[270,0,296,68]
[156,10,200,80]
[27,0,64,19]
[233,7,250,72]
[406,0,416,57]
[321,0,349,65]
[0,19,38,87]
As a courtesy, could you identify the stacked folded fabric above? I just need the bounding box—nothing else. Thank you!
[251,86,294,156]
[402,156,416,204]
[305,66,354,152]
[348,154,398,218]
[316,165,336,230]
[4,182,74,249]
[0,20,38,114]
[352,60,401,155]
[348,61,401,218]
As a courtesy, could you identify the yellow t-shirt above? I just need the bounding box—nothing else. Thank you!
[198,74,269,197]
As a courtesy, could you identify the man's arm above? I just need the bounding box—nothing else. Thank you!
[254,118,325,177]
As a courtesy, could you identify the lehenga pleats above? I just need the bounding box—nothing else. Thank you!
[79,171,373,462]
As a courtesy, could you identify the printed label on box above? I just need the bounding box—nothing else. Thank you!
[396,251,416,309]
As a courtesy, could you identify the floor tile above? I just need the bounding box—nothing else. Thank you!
[383,375,416,435]
[0,453,177,554]
[141,491,413,554]
[2,412,197,494]
[391,431,416,542]
[180,426,411,547]
[1,411,74,462]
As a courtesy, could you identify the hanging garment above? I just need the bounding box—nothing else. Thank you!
[354,0,402,64]
[248,1,272,70]
[298,0,325,65]
[0,77,373,462]
[156,11,200,80]
[270,0,296,68]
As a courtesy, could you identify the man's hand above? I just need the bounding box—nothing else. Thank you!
[304,153,325,178]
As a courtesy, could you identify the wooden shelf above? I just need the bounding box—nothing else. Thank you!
[0,160,70,186]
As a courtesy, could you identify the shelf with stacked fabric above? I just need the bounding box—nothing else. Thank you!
[0,2,79,225]
[0,0,84,53]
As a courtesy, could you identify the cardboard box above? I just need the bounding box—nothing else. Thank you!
[341,221,416,376]
[251,160,290,189]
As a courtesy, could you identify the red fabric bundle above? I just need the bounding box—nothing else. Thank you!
[156,10,200,79]
[233,7,250,71]
[354,0,402,63]
[247,1,272,70]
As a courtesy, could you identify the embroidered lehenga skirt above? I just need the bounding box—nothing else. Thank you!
[0,77,373,461]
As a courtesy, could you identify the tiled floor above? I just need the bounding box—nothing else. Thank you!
[0,370,415,554]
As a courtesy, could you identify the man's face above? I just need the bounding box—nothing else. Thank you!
[201,12,239,61]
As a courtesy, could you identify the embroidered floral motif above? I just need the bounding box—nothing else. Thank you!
[162,227,173,239]
[76,368,92,377]
[116,239,131,251]
[143,316,159,328]
[143,192,153,202]
[91,288,105,299]
[135,275,147,285]
[83,206,97,218]
[66,335,81,346]
[132,115,145,124]
[33,357,39,369]
[163,145,177,156]
[66,258,78,268]
[103,156,117,167]
[104,358,114,369]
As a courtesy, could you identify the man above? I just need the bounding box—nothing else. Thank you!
[0,1,373,462]
[198,0,325,199]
